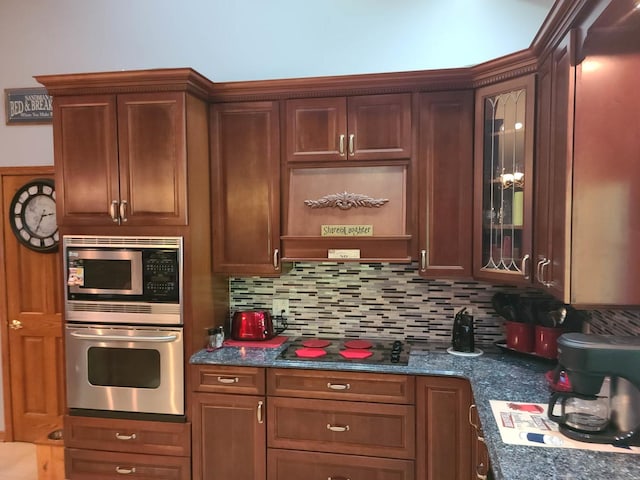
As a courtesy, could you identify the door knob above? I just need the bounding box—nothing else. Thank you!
[10,319,23,330]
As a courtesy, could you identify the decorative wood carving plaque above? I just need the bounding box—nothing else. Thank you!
[304,192,389,210]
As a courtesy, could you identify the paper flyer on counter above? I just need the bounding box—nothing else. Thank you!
[489,400,640,455]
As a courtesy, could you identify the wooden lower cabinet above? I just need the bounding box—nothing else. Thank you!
[65,448,191,479]
[192,392,266,480]
[268,449,415,480]
[416,376,474,480]
[63,416,191,480]
[268,397,415,459]
[190,367,478,480]
[191,365,267,480]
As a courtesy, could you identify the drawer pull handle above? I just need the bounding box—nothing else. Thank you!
[327,382,350,390]
[468,404,479,430]
[328,477,351,480]
[217,376,239,384]
[257,400,264,424]
[115,466,136,475]
[327,424,350,432]
[110,201,119,223]
[115,433,136,441]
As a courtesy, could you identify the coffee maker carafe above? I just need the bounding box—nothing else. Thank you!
[548,333,640,446]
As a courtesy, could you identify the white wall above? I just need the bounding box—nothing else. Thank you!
[0,0,553,168]
[0,0,553,433]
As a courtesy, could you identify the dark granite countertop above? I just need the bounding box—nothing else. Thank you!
[190,342,640,480]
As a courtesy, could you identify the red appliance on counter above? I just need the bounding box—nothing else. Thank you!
[231,310,287,341]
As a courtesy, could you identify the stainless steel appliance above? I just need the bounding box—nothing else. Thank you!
[278,337,408,365]
[64,235,182,324]
[65,324,184,418]
[548,333,640,446]
[63,235,186,420]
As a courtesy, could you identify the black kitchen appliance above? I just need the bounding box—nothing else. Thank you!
[278,337,408,365]
[452,308,475,353]
[548,333,640,446]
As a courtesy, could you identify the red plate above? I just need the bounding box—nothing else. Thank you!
[302,339,331,348]
[295,348,327,358]
[344,339,373,349]
[339,349,373,359]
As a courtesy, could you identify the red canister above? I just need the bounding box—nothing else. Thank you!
[534,325,563,359]
[505,321,534,352]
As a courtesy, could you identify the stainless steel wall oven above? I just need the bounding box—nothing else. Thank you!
[63,235,186,421]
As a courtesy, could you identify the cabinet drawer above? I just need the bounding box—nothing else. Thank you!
[65,448,190,480]
[269,448,415,480]
[267,368,414,404]
[192,365,265,395]
[64,416,190,457]
[268,397,415,459]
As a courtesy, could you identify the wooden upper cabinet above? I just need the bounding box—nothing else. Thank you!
[571,51,640,306]
[53,95,119,226]
[52,92,189,227]
[116,93,187,226]
[473,74,536,286]
[210,101,282,275]
[417,91,474,278]
[534,32,575,302]
[285,93,411,162]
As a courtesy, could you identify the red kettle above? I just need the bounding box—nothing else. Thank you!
[231,310,277,341]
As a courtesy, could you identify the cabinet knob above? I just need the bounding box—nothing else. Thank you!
[10,319,23,330]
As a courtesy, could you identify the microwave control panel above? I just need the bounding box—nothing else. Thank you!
[143,250,180,300]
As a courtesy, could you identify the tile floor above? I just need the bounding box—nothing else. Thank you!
[0,442,37,480]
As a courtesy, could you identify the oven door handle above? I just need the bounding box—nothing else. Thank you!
[69,332,178,342]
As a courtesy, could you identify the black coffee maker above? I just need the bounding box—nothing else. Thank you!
[452,308,475,353]
[548,333,640,446]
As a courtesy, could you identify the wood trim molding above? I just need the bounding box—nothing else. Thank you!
[209,68,474,102]
[35,68,214,99]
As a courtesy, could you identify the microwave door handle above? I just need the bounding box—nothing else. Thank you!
[69,332,178,343]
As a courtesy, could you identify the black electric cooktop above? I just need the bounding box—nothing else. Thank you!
[278,337,409,366]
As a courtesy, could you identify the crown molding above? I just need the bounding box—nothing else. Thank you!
[35,68,214,99]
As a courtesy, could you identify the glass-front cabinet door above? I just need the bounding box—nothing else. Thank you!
[473,75,535,284]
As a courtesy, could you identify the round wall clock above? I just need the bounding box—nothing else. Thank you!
[9,178,59,252]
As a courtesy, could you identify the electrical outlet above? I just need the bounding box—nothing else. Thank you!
[272,298,290,317]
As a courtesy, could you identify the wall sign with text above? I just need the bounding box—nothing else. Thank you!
[4,87,53,125]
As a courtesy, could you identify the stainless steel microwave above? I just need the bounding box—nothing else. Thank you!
[64,235,183,325]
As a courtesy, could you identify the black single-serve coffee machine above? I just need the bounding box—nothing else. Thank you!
[548,333,640,446]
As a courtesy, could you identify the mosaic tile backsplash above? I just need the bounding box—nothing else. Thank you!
[230,262,640,344]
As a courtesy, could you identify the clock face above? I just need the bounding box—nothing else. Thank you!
[9,178,59,252]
